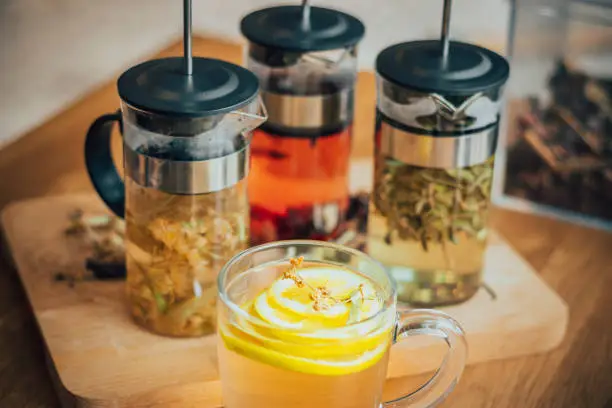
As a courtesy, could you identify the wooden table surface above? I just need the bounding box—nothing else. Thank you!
[0,37,611,408]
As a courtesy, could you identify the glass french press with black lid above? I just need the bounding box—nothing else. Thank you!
[367,0,510,307]
[241,0,365,245]
[84,0,266,337]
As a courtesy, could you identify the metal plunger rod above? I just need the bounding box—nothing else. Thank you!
[301,0,311,31]
[440,0,452,68]
[183,0,193,75]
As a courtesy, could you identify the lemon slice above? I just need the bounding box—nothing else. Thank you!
[235,314,394,358]
[228,316,382,359]
[220,323,390,376]
[268,267,377,318]
[255,265,386,337]
[254,291,306,329]
[257,308,395,348]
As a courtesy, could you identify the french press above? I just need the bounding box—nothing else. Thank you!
[367,0,510,306]
[84,0,266,337]
[240,1,365,245]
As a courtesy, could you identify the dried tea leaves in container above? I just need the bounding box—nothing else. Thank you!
[368,19,509,306]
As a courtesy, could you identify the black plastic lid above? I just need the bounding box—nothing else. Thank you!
[117,57,259,117]
[240,6,365,52]
[376,40,510,95]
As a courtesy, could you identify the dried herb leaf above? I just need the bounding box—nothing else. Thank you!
[372,156,493,256]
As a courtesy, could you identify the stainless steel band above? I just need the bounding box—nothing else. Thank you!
[262,88,353,129]
[124,145,250,194]
[378,91,502,133]
[379,120,498,169]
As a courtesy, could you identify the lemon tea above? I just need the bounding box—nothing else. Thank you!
[218,257,393,408]
[217,241,468,408]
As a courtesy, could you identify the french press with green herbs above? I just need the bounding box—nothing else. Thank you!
[367,0,510,307]
[84,0,266,337]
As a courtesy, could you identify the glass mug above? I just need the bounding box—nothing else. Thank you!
[217,240,467,408]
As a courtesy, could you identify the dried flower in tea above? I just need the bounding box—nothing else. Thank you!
[281,257,373,313]
[125,178,248,337]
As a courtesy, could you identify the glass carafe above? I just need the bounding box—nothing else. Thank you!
[367,40,510,307]
[84,57,266,337]
[241,5,365,245]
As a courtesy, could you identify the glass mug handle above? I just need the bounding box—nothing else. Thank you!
[385,309,468,408]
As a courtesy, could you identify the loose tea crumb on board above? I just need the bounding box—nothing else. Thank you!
[481,282,497,301]
[52,271,77,288]
[58,209,127,284]
[53,272,67,281]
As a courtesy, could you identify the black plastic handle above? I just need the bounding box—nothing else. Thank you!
[84,112,125,218]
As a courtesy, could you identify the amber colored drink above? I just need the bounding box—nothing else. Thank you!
[249,127,352,244]
[125,177,248,337]
[217,258,394,408]
[219,346,389,408]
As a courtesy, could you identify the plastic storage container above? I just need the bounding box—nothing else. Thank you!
[498,0,612,230]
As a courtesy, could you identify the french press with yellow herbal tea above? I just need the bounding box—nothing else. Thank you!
[84,0,266,337]
[240,0,365,245]
[367,0,510,306]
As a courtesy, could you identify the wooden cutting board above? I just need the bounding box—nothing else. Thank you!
[1,193,568,408]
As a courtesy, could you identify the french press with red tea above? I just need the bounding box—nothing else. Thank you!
[367,0,510,307]
[84,0,266,337]
[240,1,365,245]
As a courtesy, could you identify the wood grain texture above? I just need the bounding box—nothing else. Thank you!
[0,37,610,408]
[0,193,567,407]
